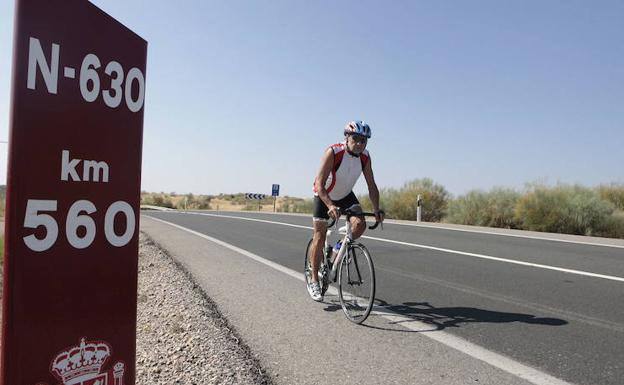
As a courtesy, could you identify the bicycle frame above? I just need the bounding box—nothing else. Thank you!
[325,219,352,282]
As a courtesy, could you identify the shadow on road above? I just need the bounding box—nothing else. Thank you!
[322,296,568,332]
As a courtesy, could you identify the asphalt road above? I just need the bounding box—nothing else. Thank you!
[141,210,624,385]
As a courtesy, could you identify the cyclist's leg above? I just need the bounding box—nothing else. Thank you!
[310,219,327,282]
[310,196,330,283]
[350,215,366,239]
[336,192,366,240]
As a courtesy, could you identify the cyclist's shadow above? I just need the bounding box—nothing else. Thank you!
[323,297,568,332]
[321,294,344,314]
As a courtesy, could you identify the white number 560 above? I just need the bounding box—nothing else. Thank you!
[23,199,135,252]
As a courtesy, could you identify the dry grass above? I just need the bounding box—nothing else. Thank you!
[209,198,280,212]
[141,191,291,212]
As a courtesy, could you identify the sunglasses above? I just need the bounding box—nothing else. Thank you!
[349,135,368,144]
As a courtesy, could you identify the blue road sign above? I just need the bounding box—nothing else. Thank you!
[272,184,280,197]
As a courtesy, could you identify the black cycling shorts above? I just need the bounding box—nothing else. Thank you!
[312,191,360,220]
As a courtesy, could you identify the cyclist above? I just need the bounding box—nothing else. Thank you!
[307,120,385,301]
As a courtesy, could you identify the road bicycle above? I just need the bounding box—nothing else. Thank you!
[305,208,382,324]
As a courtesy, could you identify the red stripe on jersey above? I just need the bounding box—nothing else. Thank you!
[333,148,345,172]
[360,153,369,169]
[326,170,337,193]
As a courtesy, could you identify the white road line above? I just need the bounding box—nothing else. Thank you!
[363,235,624,283]
[144,215,575,385]
[370,308,573,385]
[385,221,624,249]
[154,211,624,283]
[182,211,312,230]
[146,216,303,281]
[184,209,624,249]
[375,265,624,333]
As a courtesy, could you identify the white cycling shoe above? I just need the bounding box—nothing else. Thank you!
[307,281,323,302]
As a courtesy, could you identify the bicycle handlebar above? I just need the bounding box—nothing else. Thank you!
[326,208,384,230]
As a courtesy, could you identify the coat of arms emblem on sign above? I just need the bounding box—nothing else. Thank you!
[37,338,125,385]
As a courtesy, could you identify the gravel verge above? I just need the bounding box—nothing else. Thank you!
[136,231,273,384]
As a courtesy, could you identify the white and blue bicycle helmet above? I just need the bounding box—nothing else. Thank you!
[344,120,372,138]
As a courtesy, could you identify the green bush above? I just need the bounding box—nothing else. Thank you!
[597,184,624,210]
[360,178,448,221]
[515,184,614,236]
[485,188,522,228]
[358,190,391,215]
[142,193,174,208]
[387,178,449,221]
[447,190,488,226]
[447,188,521,228]
[594,210,624,239]
[194,195,212,209]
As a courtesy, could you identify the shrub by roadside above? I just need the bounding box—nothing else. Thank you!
[361,180,623,239]
[447,188,520,229]
[594,210,624,239]
[141,192,175,209]
[597,184,624,211]
[515,184,615,236]
[360,178,449,222]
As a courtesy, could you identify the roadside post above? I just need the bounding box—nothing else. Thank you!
[417,194,422,222]
[272,184,280,212]
[2,1,147,385]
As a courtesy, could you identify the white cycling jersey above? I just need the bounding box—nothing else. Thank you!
[313,142,370,201]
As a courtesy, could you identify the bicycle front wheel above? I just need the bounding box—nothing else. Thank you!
[338,243,375,324]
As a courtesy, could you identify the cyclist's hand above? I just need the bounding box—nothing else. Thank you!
[328,205,340,220]
[375,209,385,223]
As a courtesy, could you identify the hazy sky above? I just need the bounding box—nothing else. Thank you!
[1,0,622,198]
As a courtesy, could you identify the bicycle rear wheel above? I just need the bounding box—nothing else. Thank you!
[338,243,375,324]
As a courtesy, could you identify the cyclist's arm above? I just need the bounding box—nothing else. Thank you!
[362,157,383,222]
[315,148,339,215]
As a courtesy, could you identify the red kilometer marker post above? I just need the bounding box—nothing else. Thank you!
[2,1,147,384]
